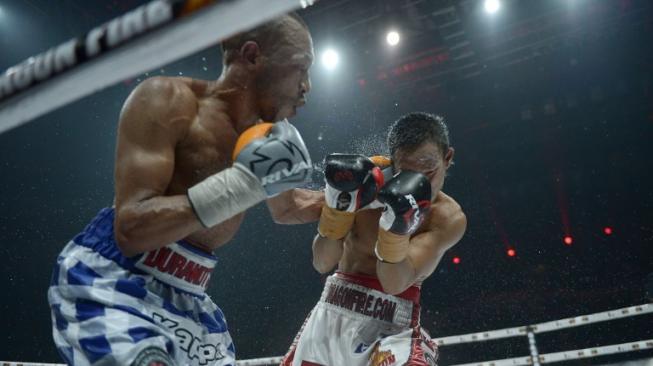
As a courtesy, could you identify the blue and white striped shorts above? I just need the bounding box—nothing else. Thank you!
[48,208,236,366]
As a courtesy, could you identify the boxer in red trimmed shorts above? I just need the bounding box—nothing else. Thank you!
[282,112,467,366]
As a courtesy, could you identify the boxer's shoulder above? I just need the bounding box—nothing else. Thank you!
[132,76,199,116]
[122,76,202,140]
[136,76,196,98]
[425,192,466,240]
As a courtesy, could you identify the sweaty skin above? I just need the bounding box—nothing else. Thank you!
[312,142,467,294]
[113,18,324,257]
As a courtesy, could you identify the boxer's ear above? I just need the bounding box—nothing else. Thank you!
[240,41,261,65]
[444,147,454,168]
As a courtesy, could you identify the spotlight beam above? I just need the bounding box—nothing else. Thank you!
[484,0,500,14]
[386,31,400,46]
[321,48,339,70]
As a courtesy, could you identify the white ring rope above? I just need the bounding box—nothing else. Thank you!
[450,339,653,366]
[0,0,314,135]
[527,331,541,366]
[236,356,284,365]
[436,303,653,346]
[2,303,651,366]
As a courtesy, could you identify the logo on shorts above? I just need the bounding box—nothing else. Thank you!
[422,337,439,365]
[324,283,398,322]
[355,343,371,353]
[153,312,226,365]
[137,245,213,290]
[370,343,396,366]
[131,346,173,366]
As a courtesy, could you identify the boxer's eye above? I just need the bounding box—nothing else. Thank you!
[423,169,437,177]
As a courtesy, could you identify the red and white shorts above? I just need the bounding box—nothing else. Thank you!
[281,272,438,366]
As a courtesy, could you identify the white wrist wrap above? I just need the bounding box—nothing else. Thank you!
[187,162,267,228]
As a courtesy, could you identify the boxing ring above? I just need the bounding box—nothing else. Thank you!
[2,303,651,365]
[1,1,651,366]
[209,303,653,365]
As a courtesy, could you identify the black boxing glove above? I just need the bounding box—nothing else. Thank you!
[318,154,384,239]
[375,171,432,263]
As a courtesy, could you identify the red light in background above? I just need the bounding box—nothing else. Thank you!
[603,227,613,235]
[453,257,461,264]
[507,248,516,257]
[564,236,573,245]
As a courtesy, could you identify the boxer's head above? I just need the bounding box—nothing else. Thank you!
[221,13,313,122]
[387,112,454,199]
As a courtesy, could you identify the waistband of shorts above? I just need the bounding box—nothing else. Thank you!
[334,271,421,304]
[133,241,216,295]
[72,207,216,295]
[320,273,419,327]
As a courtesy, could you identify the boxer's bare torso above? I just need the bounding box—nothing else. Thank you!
[113,74,324,256]
[112,14,320,257]
[115,77,248,252]
[339,192,463,286]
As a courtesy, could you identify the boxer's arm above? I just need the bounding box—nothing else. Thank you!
[377,210,466,294]
[266,189,324,224]
[312,233,344,273]
[114,77,203,257]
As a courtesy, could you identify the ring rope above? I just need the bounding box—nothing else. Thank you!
[0,0,315,135]
[236,356,284,365]
[436,303,652,346]
[3,340,652,366]
[450,339,653,366]
[2,303,650,366]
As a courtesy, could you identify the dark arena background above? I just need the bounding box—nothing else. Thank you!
[0,0,652,365]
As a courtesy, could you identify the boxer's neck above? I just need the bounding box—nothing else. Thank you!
[209,67,260,133]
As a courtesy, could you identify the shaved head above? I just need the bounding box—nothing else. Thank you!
[219,12,313,121]
[221,13,309,65]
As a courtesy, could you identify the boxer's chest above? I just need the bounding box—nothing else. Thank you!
[168,102,237,194]
[342,206,434,265]
[350,209,383,250]
[338,210,382,274]
[166,100,245,249]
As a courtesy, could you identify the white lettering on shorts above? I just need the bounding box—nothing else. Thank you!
[153,312,225,365]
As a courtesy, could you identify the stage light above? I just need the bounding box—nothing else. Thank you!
[386,31,400,46]
[484,0,500,14]
[603,227,613,235]
[321,49,339,70]
[507,248,516,257]
[453,256,461,264]
[564,235,573,245]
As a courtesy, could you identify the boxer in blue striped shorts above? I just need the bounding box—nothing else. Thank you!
[48,13,323,366]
